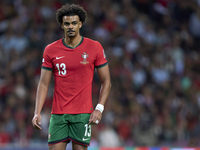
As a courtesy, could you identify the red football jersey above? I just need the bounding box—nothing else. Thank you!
[42,37,107,114]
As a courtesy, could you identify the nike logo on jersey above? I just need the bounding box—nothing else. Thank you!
[56,56,65,59]
[82,137,90,141]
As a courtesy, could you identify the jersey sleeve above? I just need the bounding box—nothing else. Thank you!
[94,41,108,69]
[41,45,53,71]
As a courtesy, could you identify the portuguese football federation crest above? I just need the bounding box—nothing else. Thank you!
[80,52,89,64]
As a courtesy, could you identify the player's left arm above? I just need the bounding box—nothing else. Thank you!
[89,64,111,125]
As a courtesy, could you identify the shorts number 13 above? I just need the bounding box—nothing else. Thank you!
[84,124,91,137]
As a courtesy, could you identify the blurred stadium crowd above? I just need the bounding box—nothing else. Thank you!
[1,0,200,148]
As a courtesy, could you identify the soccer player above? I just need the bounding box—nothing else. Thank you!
[31,4,111,150]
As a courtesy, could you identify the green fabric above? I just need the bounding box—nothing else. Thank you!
[48,113,91,146]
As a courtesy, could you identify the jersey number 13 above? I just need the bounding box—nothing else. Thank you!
[56,63,67,75]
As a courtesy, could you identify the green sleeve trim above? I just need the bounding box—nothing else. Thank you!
[41,66,53,71]
[95,62,108,69]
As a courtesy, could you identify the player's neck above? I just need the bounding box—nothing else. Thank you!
[64,34,82,48]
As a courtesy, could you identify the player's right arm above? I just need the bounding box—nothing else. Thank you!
[32,69,52,129]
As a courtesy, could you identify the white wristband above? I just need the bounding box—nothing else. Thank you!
[95,104,104,113]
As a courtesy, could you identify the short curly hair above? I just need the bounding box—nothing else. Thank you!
[56,4,87,26]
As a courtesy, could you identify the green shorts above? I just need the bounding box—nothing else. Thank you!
[48,113,92,146]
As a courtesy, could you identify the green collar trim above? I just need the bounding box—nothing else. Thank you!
[62,36,83,49]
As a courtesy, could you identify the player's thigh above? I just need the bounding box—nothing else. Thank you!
[49,141,68,150]
[72,142,87,150]
[48,114,69,144]
[69,114,91,145]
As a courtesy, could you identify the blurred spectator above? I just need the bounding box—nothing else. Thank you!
[99,125,121,147]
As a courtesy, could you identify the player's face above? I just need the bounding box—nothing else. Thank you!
[62,15,82,37]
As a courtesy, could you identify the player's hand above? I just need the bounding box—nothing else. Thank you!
[32,114,42,130]
[88,110,102,125]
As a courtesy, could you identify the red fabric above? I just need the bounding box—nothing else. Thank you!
[156,0,168,7]
[137,147,149,150]
[42,37,107,114]
[117,121,131,140]
[0,132,10,144]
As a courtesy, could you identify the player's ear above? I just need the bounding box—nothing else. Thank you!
[61,25,63,29]
[79,22,82,28]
